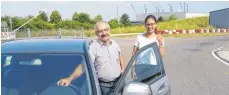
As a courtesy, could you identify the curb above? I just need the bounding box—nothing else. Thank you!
[215,50,229,63]
[158,28,229,35]
[110,28,229,36]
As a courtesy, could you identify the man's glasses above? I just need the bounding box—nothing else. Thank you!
[97,28,110,33]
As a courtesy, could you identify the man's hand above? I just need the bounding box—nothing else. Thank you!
[57,77,73,86]
[121,69,125,73]
[120,54,125,73]
[157,34,164,45]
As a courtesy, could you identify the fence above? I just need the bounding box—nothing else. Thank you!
[16,28,84,38]
[1,27,84,40]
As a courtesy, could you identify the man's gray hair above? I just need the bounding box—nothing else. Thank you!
[94,20,110,32]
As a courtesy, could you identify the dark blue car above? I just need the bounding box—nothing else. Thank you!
[1,39,171,95]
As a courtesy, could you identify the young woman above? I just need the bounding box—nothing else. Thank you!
[131,15,165,80]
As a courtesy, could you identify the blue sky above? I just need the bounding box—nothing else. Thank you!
[1,1,229,21]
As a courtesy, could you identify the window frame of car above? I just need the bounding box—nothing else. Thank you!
[113,42,166,94]
[83,41,102,95]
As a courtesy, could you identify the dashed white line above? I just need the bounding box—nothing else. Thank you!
[211,46,229,67]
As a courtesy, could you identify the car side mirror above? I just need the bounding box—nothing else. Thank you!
[122,82,151,95]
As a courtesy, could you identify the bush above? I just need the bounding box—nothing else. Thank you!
[158,16,164,22]
[109,19,119,28]
[168,14,177,21]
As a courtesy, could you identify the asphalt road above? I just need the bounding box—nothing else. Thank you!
[113,35,229,95]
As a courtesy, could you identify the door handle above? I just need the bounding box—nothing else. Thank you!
[158,83,166,94]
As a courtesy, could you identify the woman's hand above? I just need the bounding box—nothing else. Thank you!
[157,34,164,45]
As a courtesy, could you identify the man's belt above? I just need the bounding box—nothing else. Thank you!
[99,75,121,87]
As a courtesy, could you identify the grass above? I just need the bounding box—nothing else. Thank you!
[157,16,213,30]
[84,16,213,37]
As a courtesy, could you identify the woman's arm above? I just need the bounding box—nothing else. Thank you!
[159,43,165,57]
[157,34,165,57]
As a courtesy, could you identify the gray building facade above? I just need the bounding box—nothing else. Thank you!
[210,8,229,28]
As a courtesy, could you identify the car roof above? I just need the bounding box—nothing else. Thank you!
[1,39,89,54]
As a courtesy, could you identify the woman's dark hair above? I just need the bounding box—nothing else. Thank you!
[144,15,157,25]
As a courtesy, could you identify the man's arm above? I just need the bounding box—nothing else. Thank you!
[116,43,125,73]
[57,64,83,86]
[120,53,125,73]
[68,64,83,80]
[131,46,139,80]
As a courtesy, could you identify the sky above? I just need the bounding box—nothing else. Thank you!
[1,1,229,21]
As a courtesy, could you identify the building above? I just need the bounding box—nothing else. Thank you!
[209,8,229,28]
[135,12,209,22]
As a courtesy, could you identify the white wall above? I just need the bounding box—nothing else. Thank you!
[185,13,209,18]
[136,12,209,21]
[136,12,186,21]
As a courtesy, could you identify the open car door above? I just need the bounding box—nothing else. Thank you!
[114,42,171,95]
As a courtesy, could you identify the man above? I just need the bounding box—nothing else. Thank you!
[57,21,125,95]
[89,21,125,95]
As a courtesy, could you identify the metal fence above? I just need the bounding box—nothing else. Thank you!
[15,28,84,38]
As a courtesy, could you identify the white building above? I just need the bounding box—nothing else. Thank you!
[136,12,209,21]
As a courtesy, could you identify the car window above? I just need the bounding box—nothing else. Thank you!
[133,47,161,82]
[114,42,164,93]
[1,53,92,95]
[125,44,162,84]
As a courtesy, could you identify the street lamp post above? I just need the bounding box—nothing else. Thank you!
[9,17,12,32]
[117,4,119,24]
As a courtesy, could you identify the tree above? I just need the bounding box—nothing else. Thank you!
[158,16,164,22]
[72,12,79,21]
[108,19,119,28]
[94,15,103,22]
[12,16,27,29]
[1,16,10,27]
[38,11,48,22]
[77,13,91,23]
[120,14,131,26]
[50,10,62,24]
[168,14,177,21]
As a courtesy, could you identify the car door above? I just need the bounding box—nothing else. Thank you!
[113,42,171,95]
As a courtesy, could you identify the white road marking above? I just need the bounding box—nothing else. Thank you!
[211,46,229,67]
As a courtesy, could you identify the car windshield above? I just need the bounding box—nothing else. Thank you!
[1,53,92,95]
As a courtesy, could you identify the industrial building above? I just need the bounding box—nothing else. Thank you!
[136,12,209,21]
[130,12,209,24]
[209,8,229,28]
